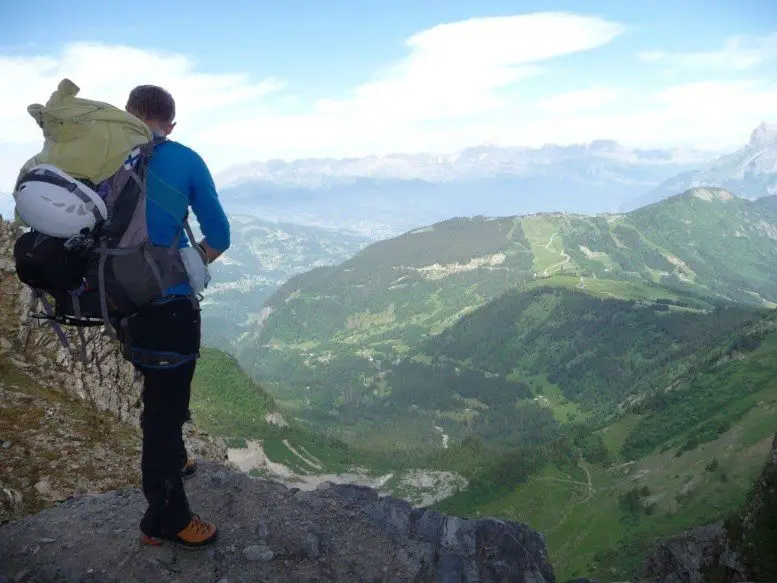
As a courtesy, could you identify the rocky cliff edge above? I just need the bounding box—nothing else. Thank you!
[0,460,556,583]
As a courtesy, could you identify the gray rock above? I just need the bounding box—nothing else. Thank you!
[255,520,269,539]
[411,507,445,544]
[300,532,321,559]
[329,483,379,505]
[0,460,556,583]
[636,522,747,583]
[365,497,412,539]
[1,441,11,449]
[242,544,274,562]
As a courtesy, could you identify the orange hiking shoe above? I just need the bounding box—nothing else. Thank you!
[181,458,197,480]
[140,514,218,549]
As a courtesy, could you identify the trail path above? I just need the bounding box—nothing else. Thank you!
[542,232,571,277]
[525,451,595,534]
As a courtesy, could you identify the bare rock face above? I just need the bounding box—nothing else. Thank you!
[0,461,557,583]
[0,219,226,463]
[634,523,748,583]
[0,486,23,524]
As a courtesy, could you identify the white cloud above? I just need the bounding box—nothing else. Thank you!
[490,80,777,152]
[0,43,282,141]
[536,87,623,114]
[0,12,626,188]
[636,50,666,63]
[304,13,624,124]
[0,16,775,190]
[638,32,777,70]
[0,42,282,189]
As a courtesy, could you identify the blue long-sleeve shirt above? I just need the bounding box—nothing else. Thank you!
[145,139,231,296]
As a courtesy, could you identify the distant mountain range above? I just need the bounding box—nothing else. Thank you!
[214,142,716,236]
[216,141,711,188]
[215,124,777,235]
[623,122,777,210]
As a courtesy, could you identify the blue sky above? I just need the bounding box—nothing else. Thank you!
[0,0,776,189]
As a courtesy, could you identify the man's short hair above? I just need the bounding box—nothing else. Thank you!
[126,85,176,124]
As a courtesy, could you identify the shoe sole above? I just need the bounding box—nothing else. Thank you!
[140,533,217,550]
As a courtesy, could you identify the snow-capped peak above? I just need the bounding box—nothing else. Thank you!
[749,122,777,148]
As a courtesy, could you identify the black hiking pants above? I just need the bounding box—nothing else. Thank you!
[126,297,201,536]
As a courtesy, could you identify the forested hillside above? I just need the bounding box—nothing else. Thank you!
[219,188,777,579]
[437,312,777,579]
[236,188,777,449]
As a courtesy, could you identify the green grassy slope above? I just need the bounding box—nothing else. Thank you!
[436,316,777,580]
[190,347,387,473]
[191,347,277,438]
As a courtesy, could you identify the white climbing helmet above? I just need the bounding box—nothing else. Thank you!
[14,164,108,238]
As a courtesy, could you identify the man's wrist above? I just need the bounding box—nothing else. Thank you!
[197,240,222,264]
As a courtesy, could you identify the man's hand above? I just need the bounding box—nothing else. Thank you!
[197,240,223,264]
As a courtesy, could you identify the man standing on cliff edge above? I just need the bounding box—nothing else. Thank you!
[124,85,230,549]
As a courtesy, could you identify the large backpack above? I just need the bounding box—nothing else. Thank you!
[12,137,203,366]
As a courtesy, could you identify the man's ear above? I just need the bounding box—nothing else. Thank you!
[167,121,177,135]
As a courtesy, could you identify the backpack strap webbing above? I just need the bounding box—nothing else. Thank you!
[29,290,91,365]
[30,313,104,328]
[32,290,70,349]
[97,238,112,337]
[68,289,89,364]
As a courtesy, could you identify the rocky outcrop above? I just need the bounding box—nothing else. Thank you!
[636,434,777,583]
[635,523,748,583]
[0,219,225,463]
[0,374,141,523]
[0,461,556,583]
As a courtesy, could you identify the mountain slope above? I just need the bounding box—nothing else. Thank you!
[236,189,777,447]
[437,313,777,580]
[0,354,140,524]
[626,122,777,210]
[190,214,371,350]
[427,286,763,409]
